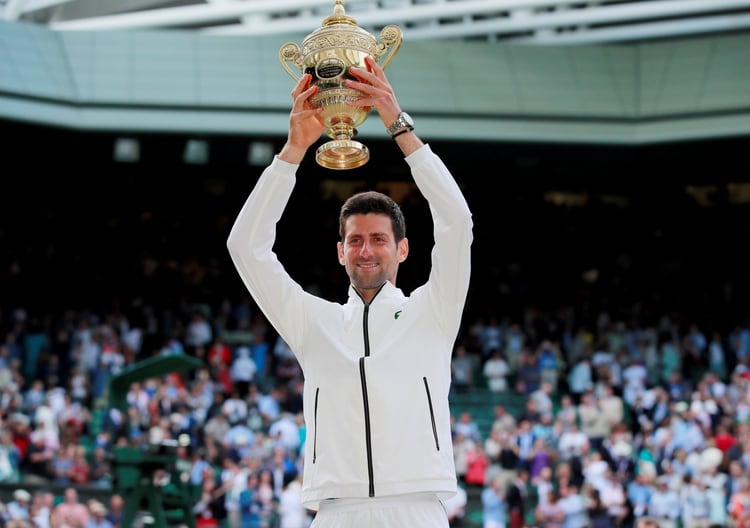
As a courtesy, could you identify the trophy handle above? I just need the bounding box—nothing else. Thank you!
[374,25,403,69]
[279,42,303,81]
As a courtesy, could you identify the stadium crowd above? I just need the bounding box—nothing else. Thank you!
[2,149,750,527]
[0,291,749,528]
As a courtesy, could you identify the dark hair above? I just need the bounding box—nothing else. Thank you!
[338,191,406,242]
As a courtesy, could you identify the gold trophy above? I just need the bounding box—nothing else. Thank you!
[279,0,403,170]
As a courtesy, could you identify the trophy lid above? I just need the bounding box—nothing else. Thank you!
[300,0,378,56]
[322,0,357,27]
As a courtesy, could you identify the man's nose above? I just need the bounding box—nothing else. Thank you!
[359,241,374,255]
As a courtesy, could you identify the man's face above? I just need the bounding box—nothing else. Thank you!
[338,213,408,296]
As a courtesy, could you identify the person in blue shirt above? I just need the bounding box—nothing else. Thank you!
[481,474,507,528]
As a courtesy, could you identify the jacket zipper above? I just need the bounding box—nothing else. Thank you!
[312,387,320,463]
[355,283,385,498]
[423,377,440,450]
[360,302,374,497]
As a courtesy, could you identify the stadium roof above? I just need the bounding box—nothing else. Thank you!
[4,0,750,45]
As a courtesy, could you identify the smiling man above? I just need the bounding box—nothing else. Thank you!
[227,56,473,527]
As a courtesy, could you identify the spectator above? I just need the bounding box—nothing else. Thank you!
[451,344,476,393]
[50,487,89,528]
[567,355,593,405]
[537,340,562,391]
[30,491,54,528]
[483,349,510,393]
[69,444,91,485]
[481,474,507,528]
[598,469,629,527]
[195,476,224,528]
[681,475,711,528]
[505,467,529,528]
[86,501,114,528]
[578,390,609,452]
[558,483,589,528]
[230,346,257,399]
[105,495,124,528]
[464,442,490,488]
[728,477,750,528]
[534,488,565,528]
[453,431,476,485]
[278,473,310,528]
[627,471,653,520]
[490,404,517,436]
[5,488,31,523]
[475,317,504,362]
[454,411,482,445]
[215,452,248,528]
[184,311,213,353]
[587,487,611,528]
[530,382,555,422]
[0,427,21,482]
[514,346,541,395]
[20,430,53,484]
[264,445,297,499]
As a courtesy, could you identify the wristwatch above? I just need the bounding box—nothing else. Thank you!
[386,111,414,139]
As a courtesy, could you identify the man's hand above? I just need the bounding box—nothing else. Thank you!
[279,73,325,164]
[345,56,400,130]
[346,56,423,155]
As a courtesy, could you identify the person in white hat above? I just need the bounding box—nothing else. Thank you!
[6,489,31,522]
[86,501,113,528]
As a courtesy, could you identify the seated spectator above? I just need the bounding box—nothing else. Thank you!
[20,431,53,485]
[50,487,89,528]
[729,477,750,528]
[451,344,476,393]
[464,443,489,488]
[535,488,565,528]
[87,500,114,528]
[481,474,507,528]
[5,488,31,524]
[483,349,510,393]
[0,427,21,482]
[454,411,482,445]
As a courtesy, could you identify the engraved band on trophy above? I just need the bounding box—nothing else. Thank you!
[279,0,403,170]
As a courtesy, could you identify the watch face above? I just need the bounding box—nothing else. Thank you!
[401,112,414,126]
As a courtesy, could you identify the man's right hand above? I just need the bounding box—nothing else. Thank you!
[279,74,325,164]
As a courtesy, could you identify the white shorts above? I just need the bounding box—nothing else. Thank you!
[310,493,449,528]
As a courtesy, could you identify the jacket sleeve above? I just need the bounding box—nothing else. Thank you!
[226,156,309,354]
[406,144,473,341]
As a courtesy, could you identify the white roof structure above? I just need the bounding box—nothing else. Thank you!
[1,0,749,144]
[4,0,750,45]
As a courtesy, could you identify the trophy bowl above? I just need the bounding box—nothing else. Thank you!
[280,0,402,170]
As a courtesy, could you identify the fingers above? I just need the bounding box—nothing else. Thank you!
[349,56,387,87]
[365,55,384,77]
[291,74,319,113]
[291,73,313,99]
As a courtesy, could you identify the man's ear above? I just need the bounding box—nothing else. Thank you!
[397,237,409,263]
[337,241,345,265]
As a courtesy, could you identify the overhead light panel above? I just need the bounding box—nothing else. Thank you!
[113,137,140,163]
[184,139,209,165]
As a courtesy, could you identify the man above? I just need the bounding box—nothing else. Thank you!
[50,487,89,528]
[227,55,473,527]
[505,467,529,528]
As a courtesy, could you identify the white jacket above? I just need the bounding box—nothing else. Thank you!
[227,144,473,510]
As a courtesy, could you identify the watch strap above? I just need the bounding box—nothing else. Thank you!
[391,127,413,139]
